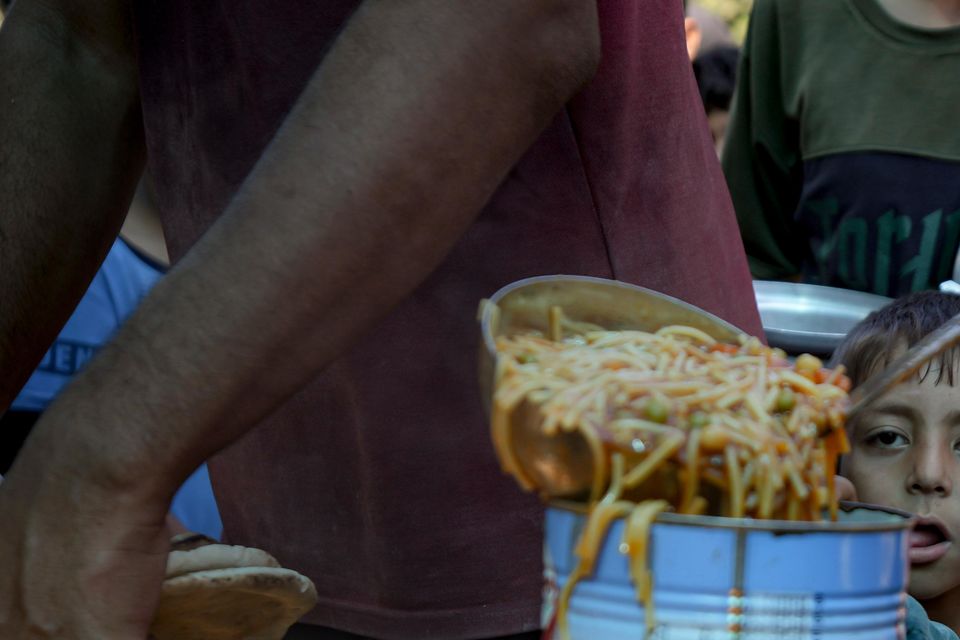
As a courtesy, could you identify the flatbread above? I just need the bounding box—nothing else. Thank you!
[166,543,280,579]
[170,532,219,552]
[149,566,318,640]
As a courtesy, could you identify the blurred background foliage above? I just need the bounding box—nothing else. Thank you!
[696,0,754,43]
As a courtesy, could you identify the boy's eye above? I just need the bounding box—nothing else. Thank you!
[866,429,908,449]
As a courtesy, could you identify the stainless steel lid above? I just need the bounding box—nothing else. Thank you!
[753,281,892,356]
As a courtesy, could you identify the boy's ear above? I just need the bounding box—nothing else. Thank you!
[685,16,703,60]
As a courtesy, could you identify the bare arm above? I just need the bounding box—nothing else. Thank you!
[0,2,598,636]
[0,0,144,407]
[34,0,601,497]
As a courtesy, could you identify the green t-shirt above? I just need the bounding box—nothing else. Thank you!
[723,0,960,296]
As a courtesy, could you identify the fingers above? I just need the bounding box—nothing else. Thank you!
[165,513,190,537]
[834,475,858,502]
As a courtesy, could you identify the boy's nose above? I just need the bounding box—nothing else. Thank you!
[907,445,954,497]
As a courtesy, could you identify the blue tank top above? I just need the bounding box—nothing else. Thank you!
[13,239,162,410]
[11,238,222,539]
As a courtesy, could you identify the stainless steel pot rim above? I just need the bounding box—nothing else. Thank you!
[481,274,743,353]
[753,280,893,355]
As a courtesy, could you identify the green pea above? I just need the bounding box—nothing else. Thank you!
[688,411,709,429]
[776,387,796,412]
[645,397,670,423]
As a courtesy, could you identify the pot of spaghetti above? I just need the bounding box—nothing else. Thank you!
[478,275,913,639]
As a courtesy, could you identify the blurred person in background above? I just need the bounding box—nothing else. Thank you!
[693,45,740,156]
[685,2,740,155]
[684,0,737,60]
[723,0,960,298]
[0,1,765,638]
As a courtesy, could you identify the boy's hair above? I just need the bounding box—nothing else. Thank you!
[830,291,960,387]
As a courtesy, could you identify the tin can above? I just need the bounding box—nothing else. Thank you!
[542,504,912,640]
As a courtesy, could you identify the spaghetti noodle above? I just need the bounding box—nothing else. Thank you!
[491,308,851,636]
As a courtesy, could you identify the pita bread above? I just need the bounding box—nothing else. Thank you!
[166,543,280,579]
[149,566,318,640]
[170,532,219,552]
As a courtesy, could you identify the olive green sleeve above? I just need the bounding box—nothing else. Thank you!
[721,0,805,280]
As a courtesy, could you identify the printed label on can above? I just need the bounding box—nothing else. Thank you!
[650,592,818,640]
[651,624,814,640]
[741,591,818,638]
[650,628,732,639]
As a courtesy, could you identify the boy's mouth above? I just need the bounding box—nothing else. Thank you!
[910,516,952,565]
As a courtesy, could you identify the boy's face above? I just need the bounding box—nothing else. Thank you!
[841,370,960,600]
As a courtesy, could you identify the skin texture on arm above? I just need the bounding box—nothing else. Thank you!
[0,0,145,409]
[0,1,600,637]
[54,0,600,495]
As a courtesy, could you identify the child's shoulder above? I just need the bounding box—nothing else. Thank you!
[906,596,958,640]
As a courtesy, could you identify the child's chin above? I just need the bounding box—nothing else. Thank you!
[909,565,959,601]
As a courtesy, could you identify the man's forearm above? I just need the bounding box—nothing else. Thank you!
[0,0,144,407]
[30,0,600,498]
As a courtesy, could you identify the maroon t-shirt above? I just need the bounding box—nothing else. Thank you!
[134,1,762,637]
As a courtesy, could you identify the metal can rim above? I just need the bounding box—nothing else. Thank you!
[549,499,915,533]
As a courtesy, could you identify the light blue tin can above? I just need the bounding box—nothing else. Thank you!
[542,504,913,639]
